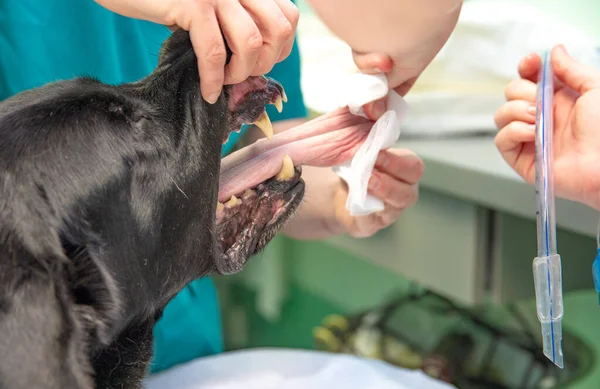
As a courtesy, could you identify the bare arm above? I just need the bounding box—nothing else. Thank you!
[305,0,463,94]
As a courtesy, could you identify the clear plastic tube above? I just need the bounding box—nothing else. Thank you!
[533,51,564,369]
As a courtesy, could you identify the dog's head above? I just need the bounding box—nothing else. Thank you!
[0,28,306,389]
[154,29,305,275]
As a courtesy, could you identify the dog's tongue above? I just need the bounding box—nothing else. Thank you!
[218,108,373,202]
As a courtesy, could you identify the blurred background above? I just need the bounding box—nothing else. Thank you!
[214,1,600,388]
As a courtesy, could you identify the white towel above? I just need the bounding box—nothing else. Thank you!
[332,73,409,216]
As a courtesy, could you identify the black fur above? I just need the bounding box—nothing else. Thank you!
[0,30,231,388]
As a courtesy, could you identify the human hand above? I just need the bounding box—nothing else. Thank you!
[95,0,299,104]
[494,45,600,210]
[332,149,423,238]
[352,51,419,121]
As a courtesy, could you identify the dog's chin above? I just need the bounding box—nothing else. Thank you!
[214,168,304,275]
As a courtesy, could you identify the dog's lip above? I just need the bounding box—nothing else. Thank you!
[225,76,286,143]
[227,76,285,113]
[214,176,304,275]
[217,108,373,203]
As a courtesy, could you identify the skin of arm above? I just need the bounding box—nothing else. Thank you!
[305,0,463,94]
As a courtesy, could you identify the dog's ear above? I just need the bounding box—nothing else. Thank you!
[0,239,120,389]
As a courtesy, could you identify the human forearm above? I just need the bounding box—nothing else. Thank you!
[281,165,344,240]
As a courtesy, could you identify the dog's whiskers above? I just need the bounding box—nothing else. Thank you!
[172,178,189,200]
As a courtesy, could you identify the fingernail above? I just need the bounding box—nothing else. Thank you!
[558,44,568,55]
[522,53,535,64]
[527,105,536,115]
[529,124,536,131]
[376,152,388,168]
[365,67,384,74]
[206,91,221,104]
[368,176,381,191]
[371,100,387,120]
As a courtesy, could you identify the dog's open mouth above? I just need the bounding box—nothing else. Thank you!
[215,76,374,274]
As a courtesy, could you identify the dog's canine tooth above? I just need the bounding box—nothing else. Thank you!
[275,155,294,180]
[226,195,241,207]
[281,86,288,103]
[242,189,255,198]
[253,111,273,140]
[272,96,283,113]
[217,202,224,211]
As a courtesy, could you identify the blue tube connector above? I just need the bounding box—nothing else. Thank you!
[593,248,600,305]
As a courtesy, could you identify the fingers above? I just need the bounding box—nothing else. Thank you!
[188,2,227,104]
[271,0,300,62]
[241,0,295,75]
[189,0,299,103]
[363,98,387,121]
[494,100,536,129]
[344,204,404,239]
[368,171,419,210]
[495,121,535,153]
[494,121,536,185]
[352,51,394,74]
[552,45,600,94]
[375,204,404,227]
[352,52,394,121]
[504,78,537,102]
[518,53,542,82]
[217,0,263,85]
[374,149,424,185]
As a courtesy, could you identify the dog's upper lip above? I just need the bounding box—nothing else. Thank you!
[226,76,286,142]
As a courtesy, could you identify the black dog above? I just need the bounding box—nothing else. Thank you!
[0,29,304,389]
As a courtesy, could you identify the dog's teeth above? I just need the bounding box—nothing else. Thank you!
[243,189,255,198]
[281,87,288,103]
[217,202,224,211]
[226,195,241,207]
[275,155,295,180]
[253,111,273,140]
[273,96,283,113]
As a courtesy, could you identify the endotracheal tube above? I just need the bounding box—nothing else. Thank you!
[532,50,564,369]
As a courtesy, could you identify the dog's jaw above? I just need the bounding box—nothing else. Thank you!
[153,30,306,276]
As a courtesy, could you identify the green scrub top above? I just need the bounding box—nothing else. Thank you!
[0,0,307,374]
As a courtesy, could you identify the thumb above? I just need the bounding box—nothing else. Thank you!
[552,45,600,94]
[351,51,393,120]
[351,50,393,74]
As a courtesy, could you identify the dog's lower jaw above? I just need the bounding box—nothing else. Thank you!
[214,170,305,275]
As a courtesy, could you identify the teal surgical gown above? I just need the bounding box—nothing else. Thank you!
[0,0,307,374]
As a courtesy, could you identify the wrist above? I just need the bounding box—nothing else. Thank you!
[281,169,347,240]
